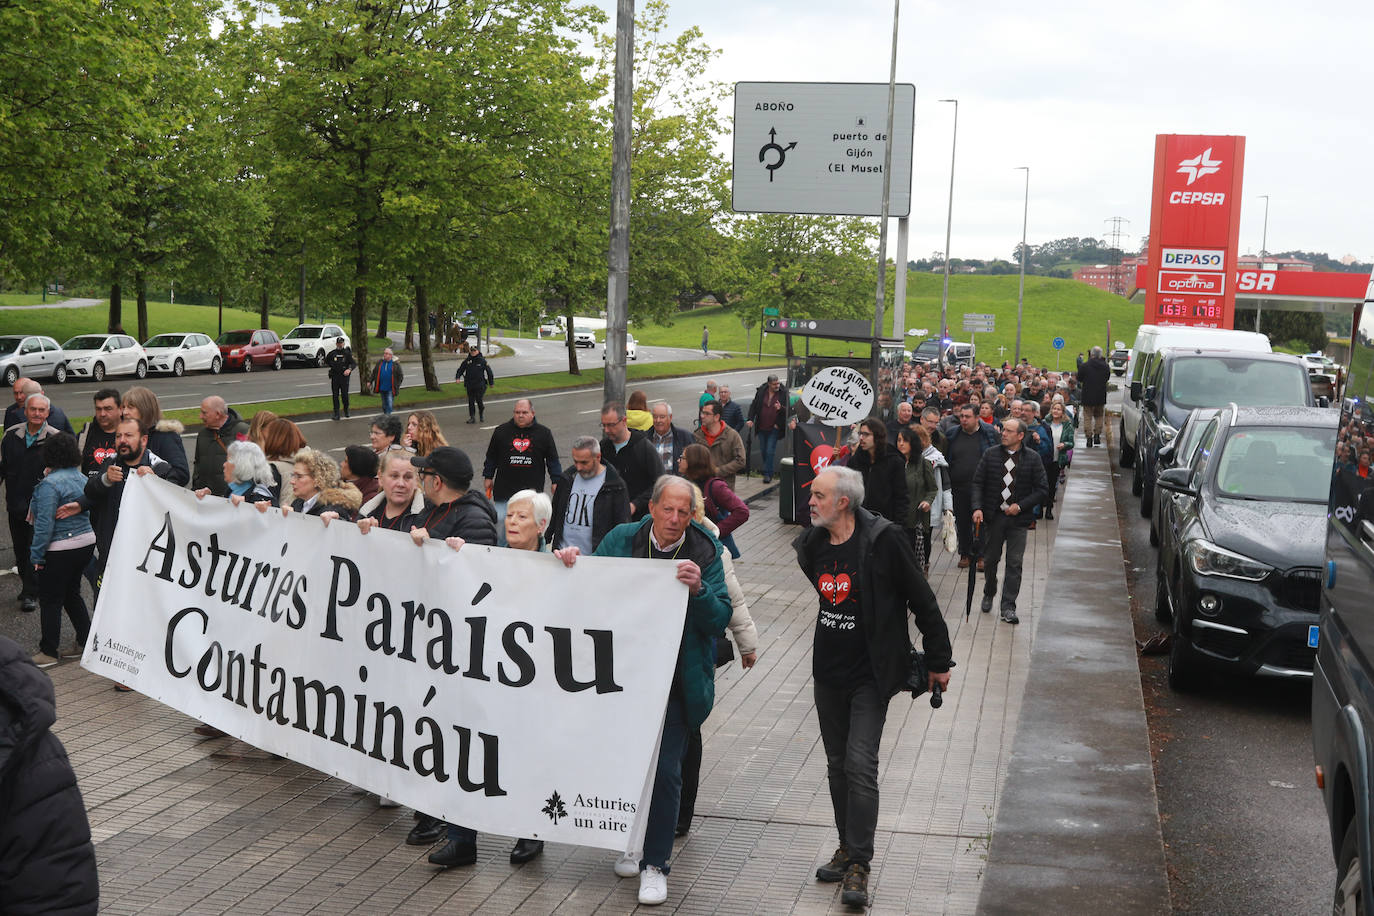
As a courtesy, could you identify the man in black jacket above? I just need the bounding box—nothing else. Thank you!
[547,436,629,552]
[794,466,952,908]
[481,398,561,541]
[600,400,662,520]
[746,375,789,483]
[971,417,1048,624]
[1076,345,1110,447]
[648,401,693,474]
[1,394,61,611]
[323,337,356,420]
[0,636,99,914]
[77,418,172,584]
[4,378,74,435]
[455,345,494,423]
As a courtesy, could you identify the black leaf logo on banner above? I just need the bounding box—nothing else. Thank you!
[542,791,568,824]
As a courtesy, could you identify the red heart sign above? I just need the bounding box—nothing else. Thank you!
[512,437,531,453]
[817,572,852,604]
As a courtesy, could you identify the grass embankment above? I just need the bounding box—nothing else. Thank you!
[0,299,309,340]
[0,292,68,307]
[630,274,1143,368]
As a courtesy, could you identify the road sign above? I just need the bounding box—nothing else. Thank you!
[732,82,915,217]
[962,312,994,334]
[963,313,995,322]
[766,318,873,339]
[763,307,780,317]
[1052,336,1065,350]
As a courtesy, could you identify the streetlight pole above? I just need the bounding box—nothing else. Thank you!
[872,0,900,395]
[603,0,634,407]
[938,98,957,367]
[1015,166,1029,365]
[1255,194,1270,332]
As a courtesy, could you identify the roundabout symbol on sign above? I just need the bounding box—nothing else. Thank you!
[1052,336,1065,350]
[758,127,797,183]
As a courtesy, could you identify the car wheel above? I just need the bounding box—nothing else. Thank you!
[1335,820,1363,916]
[1154,560,1171,623]
[2,366,16,386]
[135,359,147,379]
[173,359,185,377]
[1140,475,1154,517]
[314,349,326,368]
[272,354,283,371]
[1167,625,1202,692]
[92,362,106,382]
[243,358,254,373]
[1148,510,1159,546]
[1118,418,1135,468]
[1131,447,1144,496]
[53,363,67,384]
[210,356,222,375]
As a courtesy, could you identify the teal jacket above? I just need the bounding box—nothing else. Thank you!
[595,517,732,730]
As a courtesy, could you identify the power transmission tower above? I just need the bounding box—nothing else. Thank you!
[1104,216,1130,297]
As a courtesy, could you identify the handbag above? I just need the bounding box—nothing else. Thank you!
[941,509,958,553]
[715,634,735,668]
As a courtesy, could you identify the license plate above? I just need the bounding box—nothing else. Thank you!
[1308,625,1320,649]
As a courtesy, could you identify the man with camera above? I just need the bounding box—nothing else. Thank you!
[793,466,953,908]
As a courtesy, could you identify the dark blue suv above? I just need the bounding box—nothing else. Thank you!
[1313,270,1374,911]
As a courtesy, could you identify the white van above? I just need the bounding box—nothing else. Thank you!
[1117,324,1271,467]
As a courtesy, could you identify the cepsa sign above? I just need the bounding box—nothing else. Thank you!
[1143,134,1245,329]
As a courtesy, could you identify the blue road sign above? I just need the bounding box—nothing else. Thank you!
[1052,336,1065,350]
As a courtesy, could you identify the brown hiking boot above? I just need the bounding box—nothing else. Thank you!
[840,862,870,908]
[816,845,851,882]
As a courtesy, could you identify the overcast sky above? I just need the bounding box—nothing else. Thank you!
[594,0,1374,265]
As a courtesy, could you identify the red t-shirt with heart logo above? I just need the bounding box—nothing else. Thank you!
[810,534,871,686]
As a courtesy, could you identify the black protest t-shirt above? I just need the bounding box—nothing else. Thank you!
[811,533,871,686]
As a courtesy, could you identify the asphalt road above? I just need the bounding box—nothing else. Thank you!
[0,363,781,655]
[1109,392,1335,914]
[30,334,717,421]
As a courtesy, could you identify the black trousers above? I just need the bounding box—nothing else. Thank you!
[8,510,35,598]
[38,544,94,656]
[677,728,703,831]
[466,386,486,419]
[330,378,350,416]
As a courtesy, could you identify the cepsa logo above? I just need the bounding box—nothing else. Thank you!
[1169,147,1227,205]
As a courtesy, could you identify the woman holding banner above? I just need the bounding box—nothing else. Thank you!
[288,448,362,520]
[357,451,425,532]
[426,488,551,868]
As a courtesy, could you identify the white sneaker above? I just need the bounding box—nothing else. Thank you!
[613,852,640,878]
[638,865,668,905]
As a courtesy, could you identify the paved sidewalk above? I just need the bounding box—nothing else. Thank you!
[51,466,1067,914]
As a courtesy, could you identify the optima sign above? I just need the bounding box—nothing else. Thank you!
[1144,134,1246,329]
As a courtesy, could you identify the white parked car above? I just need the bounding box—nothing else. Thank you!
[143,332,222,376]
[603,335,638,360]
[61,334,147,381]
[572,327,596,348]
[280,323,350,367]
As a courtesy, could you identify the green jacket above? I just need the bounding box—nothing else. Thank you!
[904,456,938,531]
[595,517,732,730]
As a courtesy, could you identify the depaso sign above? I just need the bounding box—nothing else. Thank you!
[1144,135,1245,329]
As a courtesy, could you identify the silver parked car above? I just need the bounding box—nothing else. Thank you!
[0,335,67,385]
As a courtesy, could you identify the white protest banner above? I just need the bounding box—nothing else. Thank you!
[801,366,875,426]
[83,474,687,852]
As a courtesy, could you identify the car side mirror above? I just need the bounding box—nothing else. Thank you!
[1156,466,1196,496]
[1129,380,1142,402]
[1157,441,1176,465]
[1143,385,1157,410]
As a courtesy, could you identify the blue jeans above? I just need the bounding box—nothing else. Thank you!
[758,428,782,478]
[380,389,394,415]
[641,696,689,873]
[813,679,889,866]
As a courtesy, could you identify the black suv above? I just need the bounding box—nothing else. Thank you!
[1130,348,1313,517]
[1313,278,1374,910]
[1154,404,1336,691]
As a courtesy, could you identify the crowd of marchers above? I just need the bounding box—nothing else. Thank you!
[0,346,1108,912]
